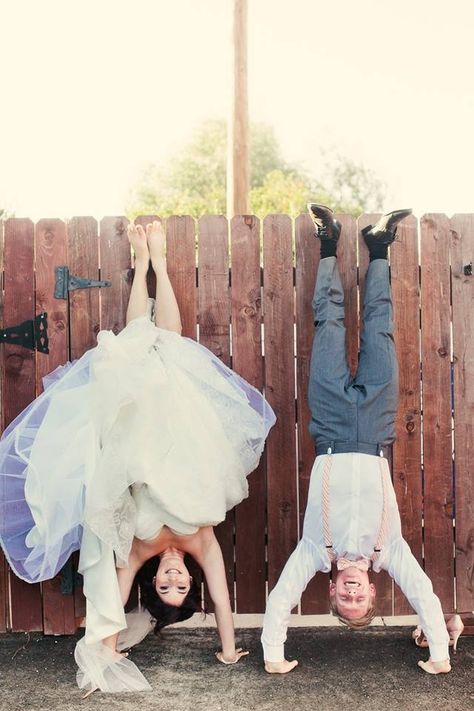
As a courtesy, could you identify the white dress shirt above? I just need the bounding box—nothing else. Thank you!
[261,452,450,663]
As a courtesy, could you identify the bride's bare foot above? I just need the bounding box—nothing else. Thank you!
[127,223,149,269]
[146,220,166,265]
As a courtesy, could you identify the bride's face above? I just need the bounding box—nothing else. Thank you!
[154,548,192,607]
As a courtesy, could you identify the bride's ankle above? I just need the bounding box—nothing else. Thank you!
[134,258,150,272]
[151,256,167,273]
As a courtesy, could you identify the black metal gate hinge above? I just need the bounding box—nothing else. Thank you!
[0,313,49,353]
[54,266,112,299]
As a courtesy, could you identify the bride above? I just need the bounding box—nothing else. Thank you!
[0,221,275,693]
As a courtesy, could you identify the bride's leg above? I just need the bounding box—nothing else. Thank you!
[126,223,150,324]
[147,220,182,334]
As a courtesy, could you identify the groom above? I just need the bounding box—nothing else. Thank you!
[261,205,451,675]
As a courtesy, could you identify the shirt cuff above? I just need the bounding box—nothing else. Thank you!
[429,641,450,663]
[261,640,285,663]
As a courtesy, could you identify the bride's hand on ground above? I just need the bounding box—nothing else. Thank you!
[127,223,149,266]
[81,687,98,699]
[215,648,249,665]
[264,659,299,674]
[146,220,166,263]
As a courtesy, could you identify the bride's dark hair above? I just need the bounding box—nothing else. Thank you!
[137,555,204,633]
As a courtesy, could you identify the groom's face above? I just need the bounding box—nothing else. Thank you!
[329,567,376,619]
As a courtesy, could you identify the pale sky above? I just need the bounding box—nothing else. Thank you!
[1,0,473,218]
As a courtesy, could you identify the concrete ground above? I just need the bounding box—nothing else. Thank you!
[0,627,473,711]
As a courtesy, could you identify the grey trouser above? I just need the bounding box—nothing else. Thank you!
[308,257,398,455]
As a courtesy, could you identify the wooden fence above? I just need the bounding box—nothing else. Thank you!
[0,213,473,634]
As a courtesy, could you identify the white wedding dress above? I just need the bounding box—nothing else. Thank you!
[0,300,275,692]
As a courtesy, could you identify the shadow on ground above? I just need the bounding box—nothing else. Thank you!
[0,627,473,711]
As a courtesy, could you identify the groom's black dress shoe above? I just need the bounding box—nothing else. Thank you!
[362,208,412,246]
[307,203,341,241]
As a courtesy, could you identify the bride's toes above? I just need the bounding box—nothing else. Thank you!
[135,224,147,240]
[127,222,137,242]
[128,223,149,264]
[147,220,166,261]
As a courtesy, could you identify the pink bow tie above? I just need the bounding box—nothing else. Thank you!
[336,558,370,572]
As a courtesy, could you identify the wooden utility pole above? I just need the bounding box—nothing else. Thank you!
[227,0,249,217]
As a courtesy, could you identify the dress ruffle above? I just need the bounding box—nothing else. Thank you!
[74,608,156,693]
[75,637,152,693]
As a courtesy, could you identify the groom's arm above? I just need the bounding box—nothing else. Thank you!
[262,537,328,671]
[382,537,450,662]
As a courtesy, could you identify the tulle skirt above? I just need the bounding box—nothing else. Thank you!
[0,304,275,691]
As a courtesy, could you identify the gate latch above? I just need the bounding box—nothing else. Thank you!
[0,313,49,353]
[54,266,112,299]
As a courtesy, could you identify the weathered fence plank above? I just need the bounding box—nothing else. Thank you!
[99,217,131,332]
[338,213,359,376]
[198,216,234,608]
[68,217,100,358]
[420,214,454,611]
[35,218,76,635]
[231,216,266,613]
[450,214,474,613]
[4,219,43,632]
[391,215,423,614]
[35,219,69,390]
[166,216,197,340]
[263,215,298,590]
[357,214,377,306]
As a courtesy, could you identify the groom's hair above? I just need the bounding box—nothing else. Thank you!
[137,555,205,634]
[329,597,377,630]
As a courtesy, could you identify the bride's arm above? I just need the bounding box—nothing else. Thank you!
[102,550,143,652]
[200,532,248,664]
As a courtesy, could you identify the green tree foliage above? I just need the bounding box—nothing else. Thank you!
[127,120,385,218]
[249,170,312,216]
[315,148,386,215]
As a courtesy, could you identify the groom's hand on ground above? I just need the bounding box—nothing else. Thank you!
[264,659,298,674]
